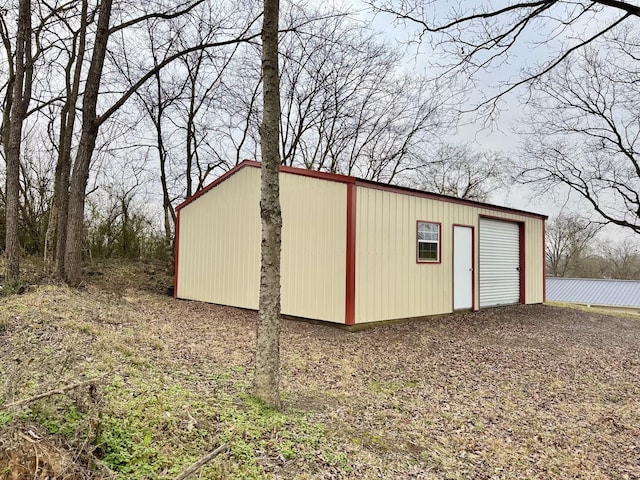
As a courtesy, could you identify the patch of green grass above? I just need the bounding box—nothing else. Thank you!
[0,279,25,297]
[318,449,353,472]
[368,379,403,395]
[25,401,86,438]
[96,415,169,478]
[42,405,84,437]
[90,369,334,479]
[0,412,13,427]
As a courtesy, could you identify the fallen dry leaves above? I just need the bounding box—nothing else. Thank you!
[1,262,639,479]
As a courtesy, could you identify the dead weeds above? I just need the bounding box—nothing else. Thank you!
[1,261,639,479]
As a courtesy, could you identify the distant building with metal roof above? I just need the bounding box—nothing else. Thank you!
[546,277,640,309]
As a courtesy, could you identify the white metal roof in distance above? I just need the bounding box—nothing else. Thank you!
[546,277,640,308]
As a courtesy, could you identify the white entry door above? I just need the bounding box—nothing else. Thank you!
[453,225,473,310]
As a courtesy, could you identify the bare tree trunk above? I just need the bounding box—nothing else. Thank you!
[45,0,88,277]
[4,0,32,282]
[64,0,112,286]
[60,0,242,284]
[254,0,282,410]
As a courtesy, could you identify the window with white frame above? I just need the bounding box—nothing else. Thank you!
[417,221,440,262]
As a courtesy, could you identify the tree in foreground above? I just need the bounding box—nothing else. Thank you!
[254,0,282,409]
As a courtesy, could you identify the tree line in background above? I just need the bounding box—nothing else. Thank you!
[546,214,640,280]
[373,0,640,236]
[1,0,639,286]
[0,0,504,284]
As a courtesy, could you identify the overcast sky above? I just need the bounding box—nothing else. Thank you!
[347,1,597,220]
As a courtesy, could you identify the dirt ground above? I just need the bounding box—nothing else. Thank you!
[1,262,639,479]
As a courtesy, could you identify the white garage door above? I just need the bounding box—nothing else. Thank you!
[479,218,520,307]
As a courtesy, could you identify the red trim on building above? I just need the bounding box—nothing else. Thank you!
[542,219,547,303]
[279,164,356,185]
[356,180,547,221]
[176,160,261,212]
[416,220,443,264]
[519,222,526,304]
[173,209,181,299]
[345,183,357,325]
[452,224,475,311]
[176,160,545,220]
[478,215,526,305]
[471,227,476,310]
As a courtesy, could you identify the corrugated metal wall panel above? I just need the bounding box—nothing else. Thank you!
[177,166,347,323]
[479,218,520,307]
[526,217,544,302]
[177,166,261,309]
[355,187,545,324]
[546,277,640,308]
[280,174,347,323]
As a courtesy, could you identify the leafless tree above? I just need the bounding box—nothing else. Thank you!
[254,0,282,409]
[516,38,640,235]
[598,237,640,280]
[44,0,89,277]
[125,2,259,259]
[277,10,450,182]
[59,0,262,285]
[1,0,33,281]
[546,213,602,277]
[214,6,451,183]
[370,0,640,234]
[414,142,508,201]
[369,0,640,118]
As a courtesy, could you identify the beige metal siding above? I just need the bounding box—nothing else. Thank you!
[177,166,347,323]
[280,174,347,323]
[177,166,261,309]
[524,216,544,303]
[355,186,545,324]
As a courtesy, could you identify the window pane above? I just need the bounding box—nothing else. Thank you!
[418,223,428,240]
[418,222,439,241]
[418,241,438,261]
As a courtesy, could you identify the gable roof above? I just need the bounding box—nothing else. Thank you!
[546,277,640,308]
[176,160,547,220]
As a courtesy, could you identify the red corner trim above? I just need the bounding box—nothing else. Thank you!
[519,222,526,304]
[542,219,546,303]
[471,226,476,311]
[174,209,181,299]
[345,183,357,325]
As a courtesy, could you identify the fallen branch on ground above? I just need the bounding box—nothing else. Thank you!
[1,377,104,410]
[172,444,228,480]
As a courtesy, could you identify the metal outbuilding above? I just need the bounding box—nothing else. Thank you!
[174,160,547,326]
[546,277,640,309]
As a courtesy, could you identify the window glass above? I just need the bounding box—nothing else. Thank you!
[417,221,440,262]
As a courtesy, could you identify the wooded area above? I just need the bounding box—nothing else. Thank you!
[1,0,640,475]
[1,0,639,283]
